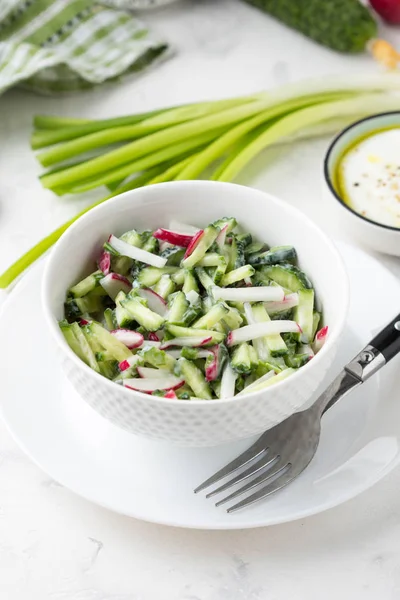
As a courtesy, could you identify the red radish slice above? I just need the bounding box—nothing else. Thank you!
[313,326,328,353]
[160,336,213,349]
[100,273,131,300]
[205,345,225,382]
[369,0,400,23]
[136,288,167,316]
[183,229,204,259]
[215,224,228,249]
[79,319,89,326]
[148,332,160,342]
[220,363,237,399]
[153,228,194,248]
[163,389,178,399]
[141,340,161,349]
[300,343,315,359]
[123,375,184,392]
[108,234,167,268]
[110,329,144,349]
[227,321,301,346]
[264,293,299,314]
[119,355,143,371]
[212,286,284,303]
[98,249,111,275]
[169,220,199,235]
[137,366,171,378]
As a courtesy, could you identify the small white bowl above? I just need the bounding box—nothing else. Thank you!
[323,112,400,257]
[42,181,349,446]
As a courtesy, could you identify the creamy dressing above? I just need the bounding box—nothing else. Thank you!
[336,128,400,228]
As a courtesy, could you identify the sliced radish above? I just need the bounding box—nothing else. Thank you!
[205,345,226,382]
[183,229,204,259]
[108,234,167,268]
[137,366,171,378]
[313,326,328,353]
[110,329,144,349]
[153,228,194,248]
[98,249,111,275]
[165,349,182,359]
[185,289,200,305]
[264,293,299,315]
[159,241,174,253]
[100,273,131,300]
[215,224,228,250]
[160,336,213,349]
[123,375,184,392]
[163,389,178,399]
[141,340,161,349]
[169,219,199,235]
[212,286,284,303]
[148,332,160,342]
[220,363,237,399]
[79,318,89,326]
[136,288,167,316]
[119,354,143,371]
[227,321,301,346]
[299,343,315,359]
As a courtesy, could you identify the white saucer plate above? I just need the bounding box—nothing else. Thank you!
[1,242,399,530]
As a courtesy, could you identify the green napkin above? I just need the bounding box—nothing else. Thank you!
[0,0,169,94]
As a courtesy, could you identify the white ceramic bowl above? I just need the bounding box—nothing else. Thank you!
[42,181,349,447]
[323,112,400,257]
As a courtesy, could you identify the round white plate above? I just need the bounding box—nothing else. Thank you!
[1,242,399,529]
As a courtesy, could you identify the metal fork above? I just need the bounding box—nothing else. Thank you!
[195,313,400,513]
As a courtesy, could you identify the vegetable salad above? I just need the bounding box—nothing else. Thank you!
[60,217,328,400]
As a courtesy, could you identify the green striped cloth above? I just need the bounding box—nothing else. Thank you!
[0,0,169,94]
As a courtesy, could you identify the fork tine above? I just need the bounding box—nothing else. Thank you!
[215,459,288,507]
[194,434,269,494]
[227,467,296,513]
[206,452,277,498]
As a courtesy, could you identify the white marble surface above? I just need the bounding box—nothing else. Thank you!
[1,1,400,598]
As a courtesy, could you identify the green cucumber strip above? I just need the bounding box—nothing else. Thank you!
[220,264,255,286]
[166,324,225,344]
[171,268,185,285]
[193,303,228,330]
[197,253,227,268]
[96,350,115,362]
[75,294,102,315]
[182,270,199,294]
[243,368,295,394]
[153,274,176,299]
[120,229,143,247]
[212,217,237,233]
[70,322,101,372]
[59,321,86,362]
[115,291,135,328]
[182,226,219,268]
[249,245,297,266]
[142,236,159,253]
[104,307,115,330]
[69,270,104,298]
[311,311,321,341]
[137,266,178,287]
[88,322,132,362]
[168,291,189,324]
[231,343,254,374]
[177,358,212,399]
[263,263,313,292]
[138,346,176,371]
[252,302,288,357]
[285,353,311,369]
[83,328,104,354]
[221,303,243,329]
[293,289,315,343]
[245,242,266,255]
[121,295,165,331]
[195,267,215,291]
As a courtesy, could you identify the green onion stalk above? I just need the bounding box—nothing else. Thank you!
[1,73,400,289]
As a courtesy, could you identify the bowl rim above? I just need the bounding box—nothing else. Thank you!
[324,111,400,234]
[42,180,350,406]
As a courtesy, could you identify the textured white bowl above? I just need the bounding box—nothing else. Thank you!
[323,112,400,257]
[42,181,349,446]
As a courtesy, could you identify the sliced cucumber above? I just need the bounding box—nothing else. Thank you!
[182,270,199,294]
[121,294,165,331]
[221,303,243,330]
[171,268,185,286]
[220,264,255,287]
[236,232,252,247]
[245,242,267,256]
[263,263,313,292]
[166,324,225,344]
[153,274,176,299]
[251,302,288,357]
[104,307,115,330]
[160,246,185,266]
[115,291,135,328]
[88,322,132,362]
[138,346,175,371]
[231,343,255,374]
[177,358,212,400]
[193,303,228,330]
[311,310,321,340]
[168,291,189,324]
[212,217,237,233]
[137,266,178,287]
[69,270,104,298]
[59,321,86,362]
[70,322,101,371]
[249,245,297,266]
[195,267,215,291]
[75,294,102,315]
[142,236,159,254]
[182,225,219,269]
[285,353,311,368]
[293,289,315,343]
[120,229,142,247]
